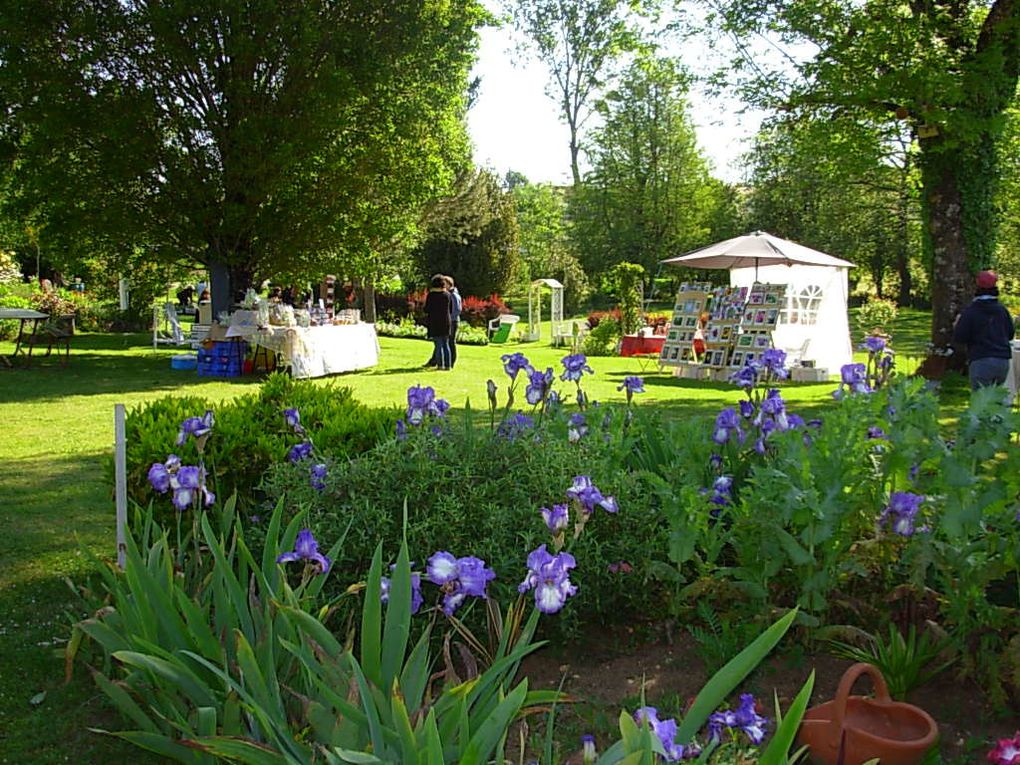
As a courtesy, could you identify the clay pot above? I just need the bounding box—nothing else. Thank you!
[797,663,938,765]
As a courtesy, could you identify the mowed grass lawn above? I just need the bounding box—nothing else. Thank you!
[0,309,951,763]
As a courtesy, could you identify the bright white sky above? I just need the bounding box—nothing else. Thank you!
[466,21,765,186]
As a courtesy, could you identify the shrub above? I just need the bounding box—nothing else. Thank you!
[375,317,427,339]
[582,316,621,356]
[0,250,21,284]
[0,284,32,339]
[856,296,898,335]
[118,373,396,511]
[586,307,622,330]
[455,323,489,345]
[260,405,669,635]
[460,293,509,328]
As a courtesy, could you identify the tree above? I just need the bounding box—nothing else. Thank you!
[413,169,521,297]
[712,0,1020,352]
[0,0,484,313]
[506,0,646,185]
[745,117,923,305]
[569,55,718,282]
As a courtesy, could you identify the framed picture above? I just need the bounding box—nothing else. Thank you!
[744,352,756,364]
[765,293,778,305]
[668,329,679,341]
[683,299,699,314]
[660,347,670,359]
[737,333,753,348]
[754,310,767,324]
[685,316,698,327]
[754,334,771,349]
[750,292,764,305]
[730,351,744,367]
[721,325,732,341]
[708,326,721,341]
[766,309,779,324]
[673,315,684,326]
[670,346,680,360]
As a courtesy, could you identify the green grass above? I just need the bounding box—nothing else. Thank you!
[0,309,959,763]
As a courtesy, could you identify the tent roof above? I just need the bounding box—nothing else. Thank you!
[661,231,854,270]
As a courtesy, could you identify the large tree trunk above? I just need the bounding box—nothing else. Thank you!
[362,278,376,323]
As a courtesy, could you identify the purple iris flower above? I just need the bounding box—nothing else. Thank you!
[518,544,578,614]
[713,408,744,445]
[568,413,589,443]
[739,399,755,419]
[426,552,495,615]
[867,425,887,439]
[148,459,173,493]
[310,463,328,491]
[909,463,920,483]
[176,410,215,446]
[581,734,597,765]
[406,385,449,426]
[171,465,202,510]
[277,528,331,574]
[709,475,734,507]
[880,492,926,536]
[395,419,407,440]
[501,352,532,381]
[756,389,790,431]
[567,475,618,514]
[541,503,569,534]
[707,694,768,745]
[497,412,535,441]
[730,365,758,390]
[381,571,424,615]
[288,442,313,462]
[486,379,498,409]
[834,363,871,399]
[787,413,806,429]
[863,336,887,353]
[560,353,594,382]
[525,367,554,405]
[283,407,305,435]
[760,348,788,380]
[618,376,646,402]
[709,453,723,470]
[633,707,690,762]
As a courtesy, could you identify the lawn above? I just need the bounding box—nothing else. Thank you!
[0,309,963,763]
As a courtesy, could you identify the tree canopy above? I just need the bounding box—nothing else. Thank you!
[0,0,485,309]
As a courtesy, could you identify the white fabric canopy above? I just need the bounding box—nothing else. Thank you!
[662,231,854,270]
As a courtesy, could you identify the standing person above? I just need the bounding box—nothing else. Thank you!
[446,275,462,369]
[953,270,1015,390]
[424,274,453,370]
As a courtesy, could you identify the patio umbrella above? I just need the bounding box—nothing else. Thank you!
[661,231,853,278]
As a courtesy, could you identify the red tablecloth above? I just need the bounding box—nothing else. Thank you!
[619,334,666,357]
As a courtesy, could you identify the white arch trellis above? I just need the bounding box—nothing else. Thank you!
[526,278,564,342]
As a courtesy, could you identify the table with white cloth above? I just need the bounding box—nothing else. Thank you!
[250,322,379,379]
[1007,341,1020,402]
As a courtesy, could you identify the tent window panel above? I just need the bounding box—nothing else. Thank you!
[782,285,824,326]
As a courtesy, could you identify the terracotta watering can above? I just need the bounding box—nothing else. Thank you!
[797,662,938,765]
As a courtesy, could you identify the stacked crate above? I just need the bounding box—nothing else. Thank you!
[197,340,246,377]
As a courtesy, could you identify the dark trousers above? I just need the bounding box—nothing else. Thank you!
[427,322,458,368]
[432,336,451,369]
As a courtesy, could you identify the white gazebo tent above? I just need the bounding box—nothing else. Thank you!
[662,232,854,373]
[526,278,564,342]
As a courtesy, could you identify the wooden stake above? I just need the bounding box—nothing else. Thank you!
[114,404,127,570]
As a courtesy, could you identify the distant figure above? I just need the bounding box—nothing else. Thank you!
[446,276,462,369]
[693,312,709,360]
[424,274,453,370]
[953,270,1015,390]
[177,286,195,308]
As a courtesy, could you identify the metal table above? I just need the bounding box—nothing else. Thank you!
[0,308,48,367]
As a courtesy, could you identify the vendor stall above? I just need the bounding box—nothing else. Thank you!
[251,322,379,379]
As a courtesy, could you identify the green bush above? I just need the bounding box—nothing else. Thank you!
[375,318,488,345]
[0,284,32,339]
[855,296,898,335]
[582,316,621,356]
[118,373,397,511]
[260,405,669,635]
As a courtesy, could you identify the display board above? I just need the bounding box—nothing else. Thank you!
[659,282,786,369]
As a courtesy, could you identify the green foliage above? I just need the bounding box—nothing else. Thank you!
[375,319,489,346]
[0,282,31,339]
[582,316,622,356]
[1,0,484,289]
[119,374,396,511]
[261,403,668,633]
[687,601,767,676]
[827,624,956,700]
[856,297,900,335]
[607,262,645,335]
[414,169,522,298]
[0,250,21,284]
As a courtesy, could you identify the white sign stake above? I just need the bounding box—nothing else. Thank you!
[114,404,128,570]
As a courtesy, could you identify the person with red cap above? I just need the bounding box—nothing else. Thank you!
[952,270,1014,389]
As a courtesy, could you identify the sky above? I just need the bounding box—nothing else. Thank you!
[466,22,765,186]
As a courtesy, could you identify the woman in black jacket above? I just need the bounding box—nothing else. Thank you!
[424,274,453,370]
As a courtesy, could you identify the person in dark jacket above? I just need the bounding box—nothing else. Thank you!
[953,270,1015,389]
[424,274,453,370]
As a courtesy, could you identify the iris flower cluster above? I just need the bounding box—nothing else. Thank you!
[426,551,496,616]
[861,335,895,390]
[568,412,589,442]
[879,491,928,537]
[633,707,699,761]
[277,528,331,575]
[526,366,555,406]
[567,475,619,516]
[148,454,216,511]
[380,567,424,614]
[707,693,769,745]
[497,412,535,441]
[397,384,450,438]
[561,353,595,408]
[729,349,788,390]
[518,544,578,614]
[282,407,328,490]
[617,375,646,405]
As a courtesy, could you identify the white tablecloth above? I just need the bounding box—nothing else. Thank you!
[1007,346,1020,401]
[252,323,379,379]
